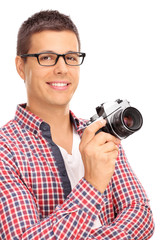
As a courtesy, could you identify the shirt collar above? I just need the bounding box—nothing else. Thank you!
[14,104,43,137]
[70,110,88,133]
[14,104,88,137]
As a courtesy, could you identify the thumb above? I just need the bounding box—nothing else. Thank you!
[81,118,106,144]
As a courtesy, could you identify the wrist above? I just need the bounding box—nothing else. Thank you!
[84,175,107,194]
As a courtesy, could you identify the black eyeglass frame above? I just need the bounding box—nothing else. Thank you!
[20,51,86,66]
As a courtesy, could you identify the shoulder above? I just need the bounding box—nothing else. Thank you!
[0,119,18,144]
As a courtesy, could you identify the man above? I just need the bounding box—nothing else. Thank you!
[0,10,154,239]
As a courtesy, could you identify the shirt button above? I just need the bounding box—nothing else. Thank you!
[62,171,67,176]
[42,125,49,131]
[95,204,101,210]
[40,122,50,131]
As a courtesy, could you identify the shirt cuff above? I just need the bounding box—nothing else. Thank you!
[66,177,107,219]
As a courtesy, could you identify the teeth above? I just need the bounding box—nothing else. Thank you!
[51,83,68,87]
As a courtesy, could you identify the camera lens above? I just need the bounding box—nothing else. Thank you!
[111,107,143,139]
[123,116,134,128]
[122,107,143,131]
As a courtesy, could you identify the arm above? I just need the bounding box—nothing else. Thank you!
[79,121,155,239]
[88,145,155,239]
[0,121,154,240]
[0,143,105,239]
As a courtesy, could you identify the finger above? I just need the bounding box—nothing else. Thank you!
[93,131,121,146]
[101,141,119,153]
[103,149,119,161]
[81,119,107,145]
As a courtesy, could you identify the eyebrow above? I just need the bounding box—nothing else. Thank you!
[38,50,57,54]
[37,50,78,54]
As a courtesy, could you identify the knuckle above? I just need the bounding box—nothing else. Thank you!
[87,120,104,132]
[104,132,112,139]
[98,131,107,138]
[80,144,91,157]
[96,120,104,128]
[85,145,94,157]
[110,158,116,168]
[106,141,117,151]
[105,152,117,163]
[109,141,116,149]
[85,126,93,134]
[113,150,119,159]
[83,125,95,136]
[105,133,119,143]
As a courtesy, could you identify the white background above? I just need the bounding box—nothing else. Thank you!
[0,0,159,238]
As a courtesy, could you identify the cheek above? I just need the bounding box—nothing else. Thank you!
[73,68,80,84]
[24,71,41,97]
[24,66,45,88]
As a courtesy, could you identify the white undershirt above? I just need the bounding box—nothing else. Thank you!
[58,127,102,229]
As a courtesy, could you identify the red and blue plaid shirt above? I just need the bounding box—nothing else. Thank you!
[0,104,154,239]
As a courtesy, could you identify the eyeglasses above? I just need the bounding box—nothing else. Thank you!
[20,51,86,66]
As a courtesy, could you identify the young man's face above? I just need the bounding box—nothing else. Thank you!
[18,30,80,111]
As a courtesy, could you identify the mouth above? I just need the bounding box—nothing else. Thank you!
[47,81,70,90]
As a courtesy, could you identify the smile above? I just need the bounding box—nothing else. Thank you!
[50,83,68,87]
[47,82,70,90]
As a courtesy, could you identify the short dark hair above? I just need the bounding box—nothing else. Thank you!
[17,10,80,55]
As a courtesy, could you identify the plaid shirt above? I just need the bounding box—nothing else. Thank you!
[0,104,154,240]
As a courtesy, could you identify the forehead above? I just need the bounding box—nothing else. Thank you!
[29,30,79,53]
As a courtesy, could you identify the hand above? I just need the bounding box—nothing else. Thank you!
[79,119,120,193]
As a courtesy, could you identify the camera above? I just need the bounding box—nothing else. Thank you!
[87,99,143,140]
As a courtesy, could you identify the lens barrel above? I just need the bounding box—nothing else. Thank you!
[111,107,143,139]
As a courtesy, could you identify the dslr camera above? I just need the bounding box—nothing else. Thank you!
[87,99,143,140]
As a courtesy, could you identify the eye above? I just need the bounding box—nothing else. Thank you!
[42,56,51,60]
[39,54,54,61]
[66,54,79,62]
[38,53,57,65]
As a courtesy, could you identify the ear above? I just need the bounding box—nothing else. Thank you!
[15,56,25,80]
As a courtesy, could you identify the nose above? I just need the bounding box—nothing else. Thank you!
[54,55,68,75]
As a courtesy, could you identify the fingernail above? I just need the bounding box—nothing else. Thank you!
[100,119,106,125]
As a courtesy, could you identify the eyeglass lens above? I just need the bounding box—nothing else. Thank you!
[38,53,83,66]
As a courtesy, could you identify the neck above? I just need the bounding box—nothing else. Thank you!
[26,102,74,154]
[26,102,71,130]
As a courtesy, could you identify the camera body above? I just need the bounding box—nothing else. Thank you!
[87,99,143,140]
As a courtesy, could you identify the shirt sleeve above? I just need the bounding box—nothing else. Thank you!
[0,143,105,239]
[88,145,155,240]
[0,143,154,239]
